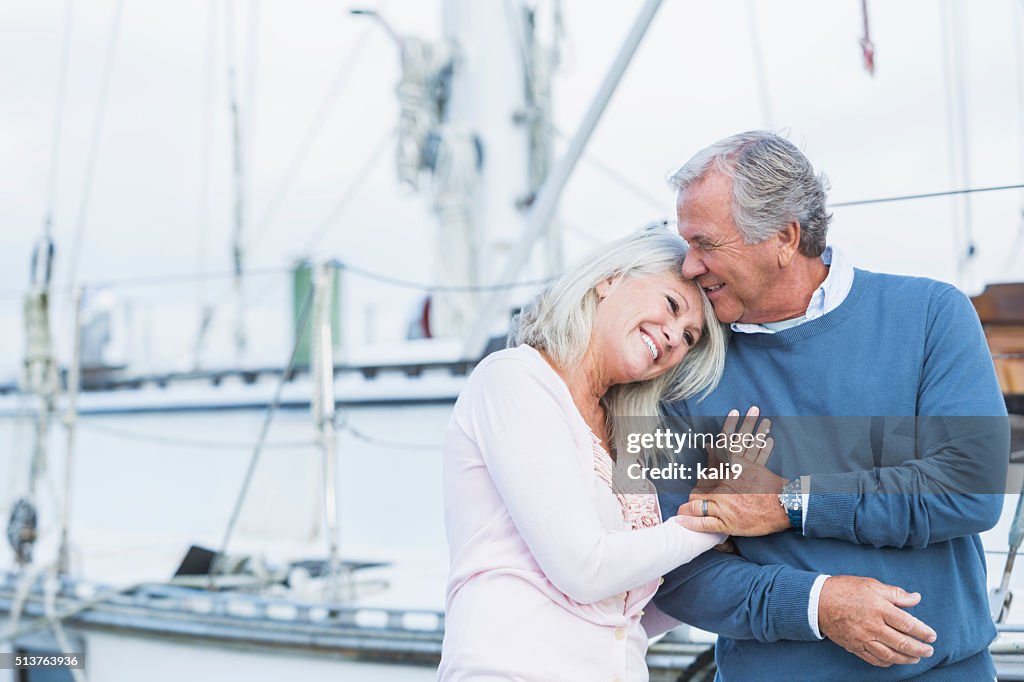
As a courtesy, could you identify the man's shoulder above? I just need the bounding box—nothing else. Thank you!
[854,269,962,304]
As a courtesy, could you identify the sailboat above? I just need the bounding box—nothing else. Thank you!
[2,1,1024,680]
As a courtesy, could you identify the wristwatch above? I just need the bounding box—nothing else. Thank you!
[778,477,803,532]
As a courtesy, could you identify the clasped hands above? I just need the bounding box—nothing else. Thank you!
[672,407,938,669]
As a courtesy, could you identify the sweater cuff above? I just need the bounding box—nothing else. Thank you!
[769,569,821,640]
[803,474,858,540]
[808,574,830,639]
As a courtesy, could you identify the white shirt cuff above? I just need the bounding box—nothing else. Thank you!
[800,475,811,531]
[808,574,830,640]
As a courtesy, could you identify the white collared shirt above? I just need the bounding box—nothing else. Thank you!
[730,246,854,335]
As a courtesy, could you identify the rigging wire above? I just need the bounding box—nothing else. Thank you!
[42,0,75,242]
[65,0,124,290]
[215,286,314,568]
[337,416,440,452]
[548,126,665,212]
[245,10,385,256]
[298,125,398,254]
[75,420,314,451]
[830,183,1024,208]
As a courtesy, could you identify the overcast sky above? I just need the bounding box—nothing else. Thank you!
[1,0,1022,375]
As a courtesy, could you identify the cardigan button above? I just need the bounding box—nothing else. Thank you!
[658,577,665,586]
[614,628,625,640]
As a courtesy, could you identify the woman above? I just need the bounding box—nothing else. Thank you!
[439,226,728,681]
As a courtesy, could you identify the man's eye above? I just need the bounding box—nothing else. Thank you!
[666,296,679,314]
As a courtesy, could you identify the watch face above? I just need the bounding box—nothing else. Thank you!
[780,493,801,511]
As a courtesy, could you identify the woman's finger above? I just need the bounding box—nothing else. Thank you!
[738,406,760,437]
[755,436,774,465]
[675,513,725,534]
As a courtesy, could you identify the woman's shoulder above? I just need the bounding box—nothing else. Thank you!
[465,345,565,399]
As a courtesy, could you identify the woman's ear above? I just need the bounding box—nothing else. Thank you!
[595,276,617,300]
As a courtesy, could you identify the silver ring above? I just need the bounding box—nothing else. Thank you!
[701,500,709,517]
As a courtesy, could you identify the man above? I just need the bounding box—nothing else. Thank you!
[652,131,1009,680]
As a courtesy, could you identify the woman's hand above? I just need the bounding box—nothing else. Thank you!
[675,406,790,537]
[706,407,774,467]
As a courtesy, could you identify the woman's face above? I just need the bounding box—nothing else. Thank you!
[592,270,705,386]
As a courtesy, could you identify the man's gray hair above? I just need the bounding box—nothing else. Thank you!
[508,224,727,457]
[668,131,832,257]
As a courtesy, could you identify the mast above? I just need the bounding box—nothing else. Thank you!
[310,263,344,601]
[434,0,542,337]
[357,1,552,338]
[461,0,665,359]
[226,0,248,355]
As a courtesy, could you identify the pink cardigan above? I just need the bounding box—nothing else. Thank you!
[438,345,722,681]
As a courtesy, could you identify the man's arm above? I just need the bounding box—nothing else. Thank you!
[804,287,1008,547]
[653,546,936,666]
[679,288,1008,546]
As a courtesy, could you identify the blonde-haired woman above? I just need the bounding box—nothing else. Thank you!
[439,225,728,681]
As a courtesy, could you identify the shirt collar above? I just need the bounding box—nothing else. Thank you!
[730,246,855,335]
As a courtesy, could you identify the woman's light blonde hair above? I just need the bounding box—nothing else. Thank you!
[508,224,727,457]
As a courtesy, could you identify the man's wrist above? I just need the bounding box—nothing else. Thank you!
[778,477,804,532]
[800,475,811,531]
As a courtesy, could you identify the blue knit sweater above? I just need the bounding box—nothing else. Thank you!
[655,269,1009,681]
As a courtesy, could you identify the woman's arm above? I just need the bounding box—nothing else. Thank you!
[463,357,723,604]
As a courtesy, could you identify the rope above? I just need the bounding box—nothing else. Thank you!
[65,0,124,290]
[42,568,88,682]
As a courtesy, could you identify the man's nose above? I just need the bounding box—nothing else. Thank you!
[681,251,706,279]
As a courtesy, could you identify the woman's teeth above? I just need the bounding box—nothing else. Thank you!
[640,331,658,360]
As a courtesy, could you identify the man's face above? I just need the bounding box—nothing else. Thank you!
[675,171,780,325]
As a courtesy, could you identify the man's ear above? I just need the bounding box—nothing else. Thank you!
[776,221,801,266]
[595,275,617,300]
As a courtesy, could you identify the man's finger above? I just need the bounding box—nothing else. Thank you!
[864,638,921,667]
[882,585,924,609]
[881,606,937,647]
[856,648,894,669]
[678,497,711,517]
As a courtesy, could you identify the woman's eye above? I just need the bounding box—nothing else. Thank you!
[684,331,695,347]
[666,295,679,314]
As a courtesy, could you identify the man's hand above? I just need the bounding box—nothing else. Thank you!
[675,459,790,536]
[818,576,936,668]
